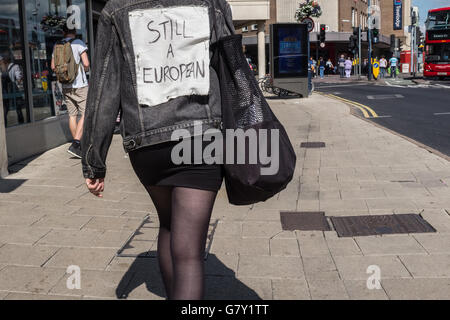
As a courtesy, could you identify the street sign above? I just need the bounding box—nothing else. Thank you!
[373,60,380,79]
[301,17,315,33]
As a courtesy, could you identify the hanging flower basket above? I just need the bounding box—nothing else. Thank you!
[40,15,67,32]
[295,1,322,21]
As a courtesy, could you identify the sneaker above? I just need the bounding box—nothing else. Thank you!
[67,142,82,159]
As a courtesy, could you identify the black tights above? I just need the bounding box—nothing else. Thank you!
[144,185,217,300]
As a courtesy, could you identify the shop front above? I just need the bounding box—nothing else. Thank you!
[0,0,98,167]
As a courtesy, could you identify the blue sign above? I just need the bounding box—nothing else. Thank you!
[393,0,403,30]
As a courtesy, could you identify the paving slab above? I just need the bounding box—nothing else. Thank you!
[296,231,330,257]
[412,233,450,253]
[36,229,101,247]
[269,238,300,257]
[334,255,411,280]
[325,236,363,256]
[271,279,310,300]
[237,255,304,279]
[0,226,50,245]
[82,216,143,231]
[210,237,269,256]
[0,266,65,294]
[44,247,117,270]
[382,278,450,300]
[302,256,340,281]
[0,244,58,267]
[308,278,350,300]
[343,280,389,300]
[33,215,92,230]
[399,254,450,278]
[355,235,428,255]
[50,269,133,299]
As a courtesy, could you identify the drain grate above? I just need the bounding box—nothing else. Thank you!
[300,142,326,148]
[117,215,219,259]
[280,211,331,231]
[330,214,436,237]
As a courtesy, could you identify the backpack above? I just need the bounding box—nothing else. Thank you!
[53,39,79,84]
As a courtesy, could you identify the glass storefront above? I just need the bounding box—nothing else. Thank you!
[1,0,89,128]
[0,0,29,127]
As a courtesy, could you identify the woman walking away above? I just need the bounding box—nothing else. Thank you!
[344,56,353,78]
[81,0,235,300]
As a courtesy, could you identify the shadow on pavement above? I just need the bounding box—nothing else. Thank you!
[0,178,27,192]
[116,252,262,300]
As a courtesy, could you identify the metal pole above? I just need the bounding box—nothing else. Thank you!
[358,27,362,79]
[368,0,372,81]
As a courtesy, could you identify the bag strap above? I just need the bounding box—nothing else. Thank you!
[207,0,218,41]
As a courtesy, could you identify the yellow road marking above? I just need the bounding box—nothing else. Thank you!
[325,94,378,118]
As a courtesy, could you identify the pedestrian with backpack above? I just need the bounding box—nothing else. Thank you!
[51,25,90,158]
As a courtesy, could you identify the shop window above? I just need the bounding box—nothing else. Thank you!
[0,0,29,127]
[25,0,89,122]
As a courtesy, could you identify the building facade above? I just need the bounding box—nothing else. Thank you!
[379,0,412,51]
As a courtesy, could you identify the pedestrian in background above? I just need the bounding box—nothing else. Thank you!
[344,57,352,78]
[362,58,369,76]
[318,57,325,79]
[51,25,90,159]
[379,56,387,78]
[338,54,346,79]
[326,58,334,76]
[0,54,25,126]
[389,56,398,78]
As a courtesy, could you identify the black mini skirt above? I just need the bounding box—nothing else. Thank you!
[128,138,224,192]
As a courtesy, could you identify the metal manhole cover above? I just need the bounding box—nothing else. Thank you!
[300,142,326,148]
[280,211,331,231]
[117,215,218,259]
[330,214,436,237]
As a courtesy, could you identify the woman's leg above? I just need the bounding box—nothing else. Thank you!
[170,187,218,299]
[144,185,174,299]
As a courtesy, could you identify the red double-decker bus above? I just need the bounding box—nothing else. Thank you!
[424,7,450,79]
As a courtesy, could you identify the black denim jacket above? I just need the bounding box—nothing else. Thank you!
[81,0,235,179]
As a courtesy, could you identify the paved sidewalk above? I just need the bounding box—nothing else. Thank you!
[0,93,449,300]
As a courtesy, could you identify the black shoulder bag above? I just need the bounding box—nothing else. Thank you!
[209,0,296,205]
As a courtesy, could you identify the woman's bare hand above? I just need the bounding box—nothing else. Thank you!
[85,178,105,197]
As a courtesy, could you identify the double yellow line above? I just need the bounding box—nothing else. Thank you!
[324,93,378,118]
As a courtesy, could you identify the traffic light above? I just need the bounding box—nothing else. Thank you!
[390,34,396,51]
[348,35,357,54]
[372,28,379,44]
[348,27,360,54]
[319,24,326,43]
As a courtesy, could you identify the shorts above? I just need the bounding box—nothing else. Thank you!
[63,86,88,116]
[128,138,224,192]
